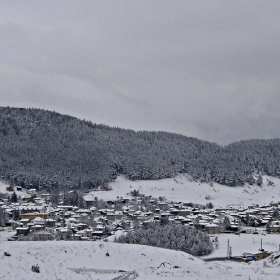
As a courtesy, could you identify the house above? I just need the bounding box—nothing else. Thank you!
[16,227,30,236]
[75,209,91,215]
[34,198,43,205]
[158,202,168,210]
[74,234,82,240]
[22,195,36,203]
[84,197,95,208]
[56,227,73,240]
[20,219,30,226]
[32,230,53,241]
[205,223,220,234]
[28,189,37,196]
[242,251,271,261]
[6,186,14,192]
[45,219,56,227]
[40,193,50,200]
[33,224,45,231]
[270,223,280,233]
[20,212,48,220]
[169,208,180,215]
[107,211,124,221]
[92,230,103,237]
[180,218,192,225]
[31,217,46,231]
[81,236,90,241]
[76,223,88,231]
[57,205,73,211]
[179,209,192,216]
[19,204,47,214]
[270,202,279,207]
[121,198,130,204]
[229,224,239,232]
[76,228,93,239]
[254,251,271,261]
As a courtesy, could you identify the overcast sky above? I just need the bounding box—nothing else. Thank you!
[1,0,280,144]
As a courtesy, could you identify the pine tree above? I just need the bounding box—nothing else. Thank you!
[272,209,280,220]
[223,216,231,230]
[256,175,263,186]
[10,192,17,203]
[0,208,8,226]
[13,209,20,220]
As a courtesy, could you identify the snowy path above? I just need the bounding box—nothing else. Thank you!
[68,268,138,280]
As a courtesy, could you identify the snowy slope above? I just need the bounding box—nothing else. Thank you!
[2,173,280,208]
[1,235,280,280]
[0,180,28,198]
[0,180,9,193]
[86,174,280,208]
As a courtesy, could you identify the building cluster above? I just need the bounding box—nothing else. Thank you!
[0,187,280,242]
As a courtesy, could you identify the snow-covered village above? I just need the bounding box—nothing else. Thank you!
[1,174,280,279]
[2,1,280,279]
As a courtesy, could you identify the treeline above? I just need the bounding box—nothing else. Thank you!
[115,222,213,256]
[0,106,280,189]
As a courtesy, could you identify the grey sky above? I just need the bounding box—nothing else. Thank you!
[1,0,280,144]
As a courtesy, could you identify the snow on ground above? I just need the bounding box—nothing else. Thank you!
[86,174,280,208]
[2,173,280,208]
[1,234,280,280]
[0,180,9,193]
[0,180,28,198]
[207,233,280,258]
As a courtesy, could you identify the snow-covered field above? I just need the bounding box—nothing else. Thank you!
[208,232,279,258]
[1,230,280,279]
[0,181,9,193]
[87,174,280,208]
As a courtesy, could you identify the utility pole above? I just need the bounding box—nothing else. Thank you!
[227,239,230,258]
[227,239,232,259]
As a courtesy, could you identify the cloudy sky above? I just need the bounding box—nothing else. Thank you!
[1,0,280,144]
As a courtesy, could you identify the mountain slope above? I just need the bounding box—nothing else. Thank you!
[0,106,280,189]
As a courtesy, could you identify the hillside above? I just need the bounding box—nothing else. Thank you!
[0,106,280,190]
[0,234,280,279]
[87,174,280,208]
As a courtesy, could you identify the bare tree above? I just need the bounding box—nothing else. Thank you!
[114,200,123,211]
[50,188,60,207]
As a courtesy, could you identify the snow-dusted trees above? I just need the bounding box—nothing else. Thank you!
[222,216,231,231]
[115,222,213,256]
[1,107,280,189]
[0,207,8,226]
[50,188,60,206]
[13,209,20,220]
[256,175,263,186]
[62,190,84,207]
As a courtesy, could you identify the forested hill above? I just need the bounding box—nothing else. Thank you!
[0,107,280,190]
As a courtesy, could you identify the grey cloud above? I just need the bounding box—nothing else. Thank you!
[1,0,280,144]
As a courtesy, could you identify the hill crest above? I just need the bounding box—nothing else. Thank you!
[0,106,279,189]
